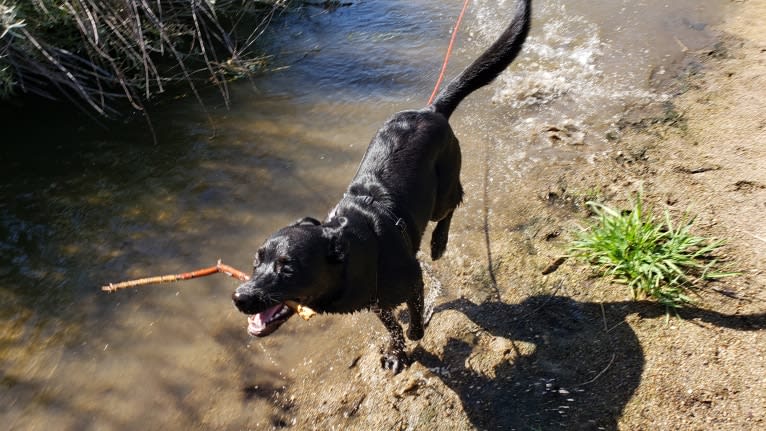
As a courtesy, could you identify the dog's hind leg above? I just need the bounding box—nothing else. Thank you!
[430,182,462,260]
[374,308,410,374]
[430,135,463,260]
[430,209,454,260]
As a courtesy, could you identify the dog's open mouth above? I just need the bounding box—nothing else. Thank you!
[247,303,295,337]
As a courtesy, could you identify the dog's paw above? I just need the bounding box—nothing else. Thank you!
[430,236,447,261]
[407,325,424,341]
[380,351,411,374]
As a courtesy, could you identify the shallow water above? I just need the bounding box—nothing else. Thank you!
[0,0,724,428]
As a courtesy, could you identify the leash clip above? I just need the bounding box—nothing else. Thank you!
[394,218,407,232]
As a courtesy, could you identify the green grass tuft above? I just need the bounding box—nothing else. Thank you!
[569,196,736,308]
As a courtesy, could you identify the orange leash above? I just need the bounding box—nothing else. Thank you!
[427,0,472,105]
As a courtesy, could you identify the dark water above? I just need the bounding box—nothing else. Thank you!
[0,0,724,428]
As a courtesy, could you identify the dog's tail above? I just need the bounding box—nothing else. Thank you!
[430,0,531,119]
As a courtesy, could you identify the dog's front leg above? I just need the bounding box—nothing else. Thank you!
[374,308,409,374]
[406,277,425,341]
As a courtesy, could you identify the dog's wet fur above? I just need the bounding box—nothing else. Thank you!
[233,0,531,374]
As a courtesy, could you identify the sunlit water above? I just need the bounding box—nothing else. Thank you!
[0,1,723,428]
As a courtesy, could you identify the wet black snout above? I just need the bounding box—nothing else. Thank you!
[231,283,271,315]
[232,288,253,314]
[231,290,247,309]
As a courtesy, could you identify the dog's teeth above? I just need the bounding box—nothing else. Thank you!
[275,305,291,320]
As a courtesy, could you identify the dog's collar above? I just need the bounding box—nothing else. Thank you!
[343,193,412,251]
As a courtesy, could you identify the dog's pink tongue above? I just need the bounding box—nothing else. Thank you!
[247,304,284,336]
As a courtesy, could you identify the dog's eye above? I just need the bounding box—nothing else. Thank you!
[254,249,265,266]
[274,256,292,274]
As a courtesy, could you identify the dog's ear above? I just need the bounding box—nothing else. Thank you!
[322,217,348,263]
[292,216,321,227]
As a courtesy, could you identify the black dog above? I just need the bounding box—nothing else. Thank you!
[233,0,531,373]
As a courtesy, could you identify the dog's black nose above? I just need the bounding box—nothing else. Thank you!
[232,290,245,304]
[232,289,260,314]
[232,291,250,314]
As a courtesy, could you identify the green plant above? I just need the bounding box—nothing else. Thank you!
[569,196,735,308]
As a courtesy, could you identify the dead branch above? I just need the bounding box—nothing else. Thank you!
[101,259,249,292]
[216,261,249,282]
[101,259,319,320]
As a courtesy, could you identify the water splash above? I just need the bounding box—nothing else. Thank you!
[419,253,443,326]
[476,2,669,134]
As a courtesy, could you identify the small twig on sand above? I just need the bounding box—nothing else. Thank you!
[101,259,249,292]
[742,230,766,244]
[573,353,617,387]
[541,256,568,275]
[512,280,563,321]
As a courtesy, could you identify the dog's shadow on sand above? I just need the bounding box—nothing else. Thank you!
[413,295,766,430]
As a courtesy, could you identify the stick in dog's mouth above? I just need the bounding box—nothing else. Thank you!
[284,300,317,321]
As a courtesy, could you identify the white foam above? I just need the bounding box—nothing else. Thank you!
[464,1,673,180]
[479,2,666,116]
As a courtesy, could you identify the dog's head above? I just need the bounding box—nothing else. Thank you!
[232,216,347,336]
